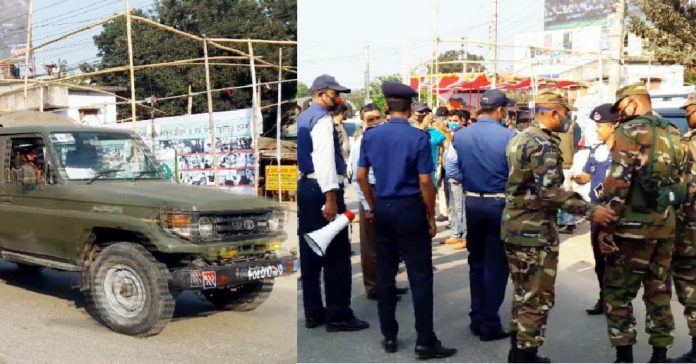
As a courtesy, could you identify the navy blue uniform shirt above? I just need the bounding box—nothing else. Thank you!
[297,103,347,176]
[452,116,515,193]
[358,118,433,198]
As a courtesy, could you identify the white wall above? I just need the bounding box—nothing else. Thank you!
[61,92,117,124]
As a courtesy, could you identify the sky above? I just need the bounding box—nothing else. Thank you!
[298,0,545,90]
[7,0,158,75]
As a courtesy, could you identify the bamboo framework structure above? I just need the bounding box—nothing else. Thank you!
[0,3,297,196]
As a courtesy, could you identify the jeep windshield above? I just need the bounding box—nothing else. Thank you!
[50,132,163,181]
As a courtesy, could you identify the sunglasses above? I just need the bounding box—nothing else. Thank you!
[366,116,383,123]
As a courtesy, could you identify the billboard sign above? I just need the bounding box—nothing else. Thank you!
[0,0,29,59]
[545,0,641,30]
[113,108,257,195]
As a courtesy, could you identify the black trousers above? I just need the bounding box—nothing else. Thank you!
[374,196,437,346]
[465,196,509,335]
[590,222,606,298]
[297,178,353,322]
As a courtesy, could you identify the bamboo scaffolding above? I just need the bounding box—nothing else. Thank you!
[208,38,297,45]
[276,48,282,202]
[248,40,260,196]
[203,37,218,186]
[23,0,34,107]
[125,2,137,131]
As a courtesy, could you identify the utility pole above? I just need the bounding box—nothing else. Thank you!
[23,0,33,109]
[431,0,441,107]
[365,44,371,103]
[460,37,467,73]
[607,0,626,101]
[490,0,498,89]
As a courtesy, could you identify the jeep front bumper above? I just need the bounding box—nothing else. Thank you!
[170,255,298,291]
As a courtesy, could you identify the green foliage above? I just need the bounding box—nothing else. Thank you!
[87,0,296,132]
[686,68,696,85]
[369,74,402,113]
[427,49,485,74]
[296,81,310,98]
[629,0,696,67]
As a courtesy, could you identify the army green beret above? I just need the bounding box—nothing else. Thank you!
[536,89,577,111]
[681,92,696,110]
[612,82,650,111]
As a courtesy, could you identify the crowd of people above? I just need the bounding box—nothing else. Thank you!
[297,72,696,363]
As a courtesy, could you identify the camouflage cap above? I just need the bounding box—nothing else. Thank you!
[681,92,696,110]
[535,89,577,111]
[611,82,650,111]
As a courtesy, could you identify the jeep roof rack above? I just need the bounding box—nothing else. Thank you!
[0,111,78,128]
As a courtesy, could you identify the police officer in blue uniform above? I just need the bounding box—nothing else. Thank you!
[452,89,516,341]
[297,74,369,332]
[357,81,457,359]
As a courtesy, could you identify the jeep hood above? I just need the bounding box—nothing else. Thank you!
[59,181,277,212]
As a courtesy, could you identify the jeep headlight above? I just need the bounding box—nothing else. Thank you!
[269,211,283,231]
[197,216,216,240]
[160,212,192,238]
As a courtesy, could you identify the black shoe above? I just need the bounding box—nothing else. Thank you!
[435,215,448,222]
[670,337,696,362]
[649,346,668,363]
[586,298,603,315]
[305,316,326,329]
[414,340,457,360]
[558,225,573,234]
[470,325,481,336]
[480,328,512,342]
[326,317,370,332]
[510,348,551,363]
[383,337,397,353]
[395,286,409,295]
[614,345,633,363]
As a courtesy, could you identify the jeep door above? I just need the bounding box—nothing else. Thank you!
[0,134,68,260]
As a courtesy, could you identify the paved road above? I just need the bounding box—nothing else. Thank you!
[0,204,298,364]
[297,191,693,363]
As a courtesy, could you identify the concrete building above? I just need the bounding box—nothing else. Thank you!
[0,81,122,125]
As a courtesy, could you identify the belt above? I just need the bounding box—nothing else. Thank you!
[465,191,506,198]
[298,172,345,180]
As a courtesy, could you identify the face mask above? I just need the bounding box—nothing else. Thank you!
[448,122,460,131]
[324,94,339,112]
[619,100,638,122]
[557,112,572,133]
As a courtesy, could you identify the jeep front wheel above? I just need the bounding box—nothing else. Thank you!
[84,242,175,336]
[203,278,274,311]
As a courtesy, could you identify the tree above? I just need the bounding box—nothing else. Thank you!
[296,81,310,98]
[86,0,296,132]
[368,74,402,113]
[629,0,696,67]
[427,49,485,74]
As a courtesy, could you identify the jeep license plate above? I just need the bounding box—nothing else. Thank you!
[237,264,284,281]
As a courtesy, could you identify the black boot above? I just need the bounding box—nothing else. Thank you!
[511,348,551,363]
[586,297,603,315]
[671,336,696,362]
[614,345,633,363]
[508,331,517,363]
[648,346,668,363]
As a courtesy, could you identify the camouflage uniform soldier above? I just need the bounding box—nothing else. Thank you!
[502,90,616,363]
[673,92,696,363]
[599,83,687,363]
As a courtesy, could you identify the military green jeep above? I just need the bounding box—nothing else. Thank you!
[0,111,296,336]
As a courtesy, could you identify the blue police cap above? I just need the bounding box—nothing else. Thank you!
[590,103,619,123]
[382,81,418,100]
[413,102,431,113]
[310,74,351,93]
[479,89,513,109]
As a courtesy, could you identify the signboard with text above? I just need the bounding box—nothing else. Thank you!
[265,165,297,192]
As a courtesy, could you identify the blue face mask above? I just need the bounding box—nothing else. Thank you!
[448,122,461,131]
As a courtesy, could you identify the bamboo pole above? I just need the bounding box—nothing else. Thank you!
[187,85,192,114]
[125,1,137,132]
[203,37,218,187]
[23,0,34,109]
[248,40,260,196]
[276,48,282,202]
[0,79,162,113]
[208,38,297,45]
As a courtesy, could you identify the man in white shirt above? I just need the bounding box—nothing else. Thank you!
[297,74,369,332]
